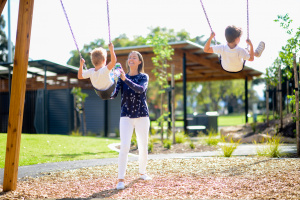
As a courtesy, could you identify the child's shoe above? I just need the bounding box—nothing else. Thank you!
[140,174,152,180]
[116,182,125,190]
[255,41,265,57]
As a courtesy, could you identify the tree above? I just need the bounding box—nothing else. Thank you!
[0,15,9,62]
[274,14,300,156]
[71,87,89,136]
[146,30,182,143]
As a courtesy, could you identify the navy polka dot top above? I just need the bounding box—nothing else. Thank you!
[111,73,149,118]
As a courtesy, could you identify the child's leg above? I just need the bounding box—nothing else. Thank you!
[254,41,265,57]
[134,117,150,175]
[118,117,134,180]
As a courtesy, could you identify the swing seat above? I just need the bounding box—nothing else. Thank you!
[94,81,116,100]
[219,56,246,73]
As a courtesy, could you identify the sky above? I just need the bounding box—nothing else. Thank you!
[2,0,300,75]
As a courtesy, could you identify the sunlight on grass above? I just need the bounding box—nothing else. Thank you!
[0,133,120,168]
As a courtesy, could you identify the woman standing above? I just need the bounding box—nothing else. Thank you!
[111,51,151,190]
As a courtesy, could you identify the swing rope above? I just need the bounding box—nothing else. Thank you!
[246,0,249,48]
[200,0,250,46]
[106,0,111,43]
[199,0,216,45]
[59,0,87,70]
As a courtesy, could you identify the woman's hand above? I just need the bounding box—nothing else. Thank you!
[119,68,126,81]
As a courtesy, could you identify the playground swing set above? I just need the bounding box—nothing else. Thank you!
[2,0,255,192]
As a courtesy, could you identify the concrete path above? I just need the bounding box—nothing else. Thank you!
[0,143,297,183]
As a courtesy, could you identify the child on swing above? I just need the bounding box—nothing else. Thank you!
[204,25,265,72]
[78,43,117,90]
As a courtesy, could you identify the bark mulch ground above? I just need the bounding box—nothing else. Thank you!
[1,157,299,199]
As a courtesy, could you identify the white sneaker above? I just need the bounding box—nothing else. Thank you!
[140,174,152,180]
[116,182,125,190]
[255,41,265,57]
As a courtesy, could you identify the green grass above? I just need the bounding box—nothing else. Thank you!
[151,114,268,128]
[0,133,120,168]
[218,114,266,126]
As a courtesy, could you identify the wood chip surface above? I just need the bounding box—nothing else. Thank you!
[1,157,299,199]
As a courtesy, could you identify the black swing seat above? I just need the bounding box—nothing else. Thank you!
[94,81,116,100]
[218,55,246,73]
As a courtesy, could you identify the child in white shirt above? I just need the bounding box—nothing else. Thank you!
[78,43,117,90]
[204,25,265,72]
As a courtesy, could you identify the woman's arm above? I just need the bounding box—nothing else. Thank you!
[124,74,148,94]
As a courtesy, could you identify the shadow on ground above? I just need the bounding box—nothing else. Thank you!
[56,178,141,200]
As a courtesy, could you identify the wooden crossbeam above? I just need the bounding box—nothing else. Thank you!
[3,0,34,192]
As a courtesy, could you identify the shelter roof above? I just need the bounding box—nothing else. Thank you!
[0,59,77,77]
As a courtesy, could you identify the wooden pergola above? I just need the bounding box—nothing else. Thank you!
[1,0,262,191]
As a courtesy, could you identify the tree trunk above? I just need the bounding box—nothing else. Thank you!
[160,88,164,143]
[279,65,283,131]
[82,102,87,136]
[171,64,176,144]
[293,54,299,157]
[287,79,289,114]
[272,88,275,120]
[73,95,77,130]
[266,84,269,126]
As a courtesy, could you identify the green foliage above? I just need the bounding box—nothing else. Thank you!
[175,132,187,144]
[189,141,195,149]
[205,132,219,146]
[255,135,283,158]
[71,87,89,114]
[0,133,119,168]
[163,139,172,149]
[148,138,154,153]
[220,137,240,157]
[250,122,256,133]
[271,14,300,110]
[131,131,137,147]
[70,129,82,136]
[114,128,120,138]
[0,16,8,62]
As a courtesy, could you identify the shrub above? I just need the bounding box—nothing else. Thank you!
[148,138,154,153]
[163,139,172,149]
[176,132,187,144]
[256,135,283,158]
[70,129,82,136]
[131,131,137,147]
[189,141,195,149]
[205,133,219,146]
[220,137,240,157]
[205,129,219,146]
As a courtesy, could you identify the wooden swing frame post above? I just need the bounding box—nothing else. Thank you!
[3,0,34,192]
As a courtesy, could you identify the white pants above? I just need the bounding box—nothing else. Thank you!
[118,117,150,179]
